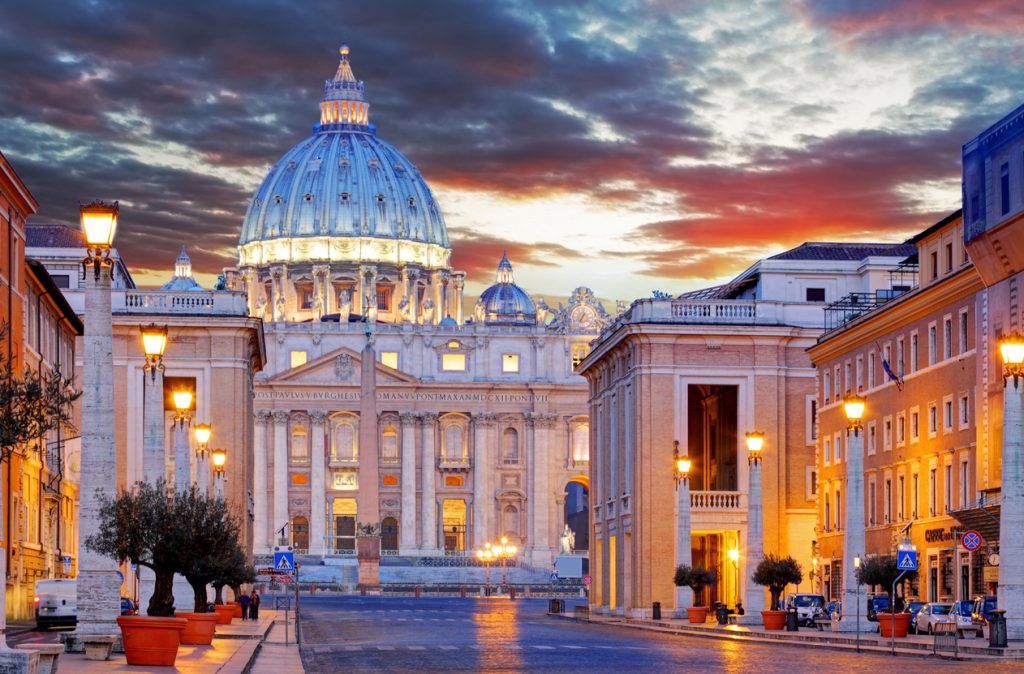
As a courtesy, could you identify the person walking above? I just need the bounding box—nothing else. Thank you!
[239,591,251,621]
[250,590,261,620]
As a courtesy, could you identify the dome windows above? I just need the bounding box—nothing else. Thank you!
[339,192,350,204]
[376,194,385,203]
[304,193,314,203]
[407,197,416,207]
[273,195,283,205]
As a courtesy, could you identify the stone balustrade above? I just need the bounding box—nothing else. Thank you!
[114,290,248,315]
[690,490,744,511]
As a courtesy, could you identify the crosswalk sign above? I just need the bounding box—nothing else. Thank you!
[274,550,295,573]
[897,549,917,571]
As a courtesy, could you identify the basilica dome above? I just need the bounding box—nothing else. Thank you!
[475,253,536,326]
[238,46,450,270]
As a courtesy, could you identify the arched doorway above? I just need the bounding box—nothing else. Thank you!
[564,478,589,552]
[381,517,399,552]
[441,499,466,552]
[291,516,309,551]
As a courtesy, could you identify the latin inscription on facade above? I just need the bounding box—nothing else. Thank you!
[255,390,549,403]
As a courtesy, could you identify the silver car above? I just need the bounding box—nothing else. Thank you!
[916,602,954,634]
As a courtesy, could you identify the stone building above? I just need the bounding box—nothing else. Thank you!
[577,242,914,617]
[221,45,610,574]
[809,211,985,604]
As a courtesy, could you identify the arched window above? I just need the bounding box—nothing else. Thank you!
[572,424,590,463]
[502,428,519,464]
[503,505,519,535]
[444,425,464,461]
[332,418,358,462]
[290,425,308,463]
[382,426,399,463]
[381,517,399,552]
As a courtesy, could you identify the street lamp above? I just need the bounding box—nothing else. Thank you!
[140,324,168,380]
[476,544,495,595]
[173,390,192,426]
[673,440,694,617]
[673,441,692,488]
[843,393,866,435]
[1000,333,1024,389]
[493,536,518,590]
[211,448,227,500]
[140,323,169,486]
[998,332,1024,639]
[854,554,862,653]
[841,392,868,634]
[742,432,766,623]
[194,424,212,457]
[74,199,121,640]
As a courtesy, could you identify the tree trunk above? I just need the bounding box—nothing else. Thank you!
[213,583,224,605]
[187,577,208,613]
[149,569,177,617]
[230,584,242,602]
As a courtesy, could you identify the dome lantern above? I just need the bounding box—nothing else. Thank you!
[319,43,371,131]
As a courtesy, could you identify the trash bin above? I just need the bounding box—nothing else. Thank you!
[510,587,517,600]
[716,604,729,625]
[652,601,661,620]
[414,585,422,598]
[786,607,799,631]
[989,610,1008,648]
[548,598,564,614]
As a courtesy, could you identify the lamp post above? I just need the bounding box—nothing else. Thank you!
[854,554,862,653]
[211,448,227,500]
[742,431,765,622]
[75,199,121,639]
[494,535,518,590]
[140,324,168,485]
[673,440,693,617]
[840,392,869,634]
[476,543,495,595]
[998,333,1024,639]
[173,389,193,492]
[194,423,212,496]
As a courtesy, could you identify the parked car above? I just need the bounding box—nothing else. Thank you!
[915,603,954,634]
[824,601,842,620]
[121,597,138,616]
[786,594,826,626]
[951,600,979,637]
[904,601,926,633]
[866,595,890,622]
[34,579,76,630]
[971,595,998,631]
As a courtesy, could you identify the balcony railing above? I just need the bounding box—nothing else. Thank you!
[672,301,757,321]
[690,491,743,511]
[115,290,248,316]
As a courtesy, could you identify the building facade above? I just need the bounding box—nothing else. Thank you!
[578,242,914,617]
[220,46,610,571]
[809,211,986,604]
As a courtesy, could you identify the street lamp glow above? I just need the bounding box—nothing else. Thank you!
[194,423,212,452]
[173,390,193,412]
[79,200,119,247]
[211,447,226,471]
[728,548,739,564]
[745,431,765,465]
[843,393,866,434]
[141,324,168,358]
[1000,333,1024,387]
[854,554,861,569]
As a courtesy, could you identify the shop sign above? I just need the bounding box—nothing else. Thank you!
[924,528,954,543]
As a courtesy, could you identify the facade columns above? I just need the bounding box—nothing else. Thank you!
[999,374,1024,638]
[142,369,165,485]
[742,456,765,621]
[472,413,488,548]
[173,418,191,492]
[453,272,465,325]
[420,413,438,552]
[841,426,870,633]
[530,413,554,564]
[272,410,290,544]
[399,413,418,552]
[253,411,270,553]
[310,411,328,556]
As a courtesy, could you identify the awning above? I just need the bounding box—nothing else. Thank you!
[948,494,1001,545]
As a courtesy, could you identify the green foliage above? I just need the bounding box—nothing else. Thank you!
[211,546,255,604]
[752,554,803,609]
[855,555,918,610]
[177,490,241,612]
[674,564,717,606]
[0,322,80,461]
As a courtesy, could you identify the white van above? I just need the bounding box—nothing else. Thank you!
[34,579,76,630]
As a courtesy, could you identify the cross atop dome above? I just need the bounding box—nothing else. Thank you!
[319,43,371,131]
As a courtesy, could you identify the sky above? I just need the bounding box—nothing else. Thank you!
[2,0,1022,303]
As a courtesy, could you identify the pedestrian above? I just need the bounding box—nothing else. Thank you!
[250,589,260,620]
[735,601,745,616]
[239,591,251,621]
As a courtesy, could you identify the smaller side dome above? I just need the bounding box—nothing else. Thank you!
[474,252,536,326]
[161,244,205,292]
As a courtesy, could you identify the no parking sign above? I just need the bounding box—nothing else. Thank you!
[962,530,983,552]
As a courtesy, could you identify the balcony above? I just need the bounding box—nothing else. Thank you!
[438,457,471,473]
[690,491,744,512]
[115,290,248,316]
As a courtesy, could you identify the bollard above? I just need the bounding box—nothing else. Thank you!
[510,587,517,600]
[716,604,729,626]
[460,586,467,598]
[652,601,661,620]
[415,585,422,599]
[989,610,1008,648]
[786,607,799,631]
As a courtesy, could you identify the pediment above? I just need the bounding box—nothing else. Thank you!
[269,346,418,385]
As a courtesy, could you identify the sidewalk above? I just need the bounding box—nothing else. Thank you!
[249,622,304,674]
[48,610,278,674]
[558,612,1024,661]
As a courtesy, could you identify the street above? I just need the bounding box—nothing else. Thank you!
[298,596,993,673]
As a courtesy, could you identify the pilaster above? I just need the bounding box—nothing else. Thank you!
[272,410,290,543]
[310,410,328,556]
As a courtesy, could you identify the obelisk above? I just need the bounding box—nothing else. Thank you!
[357,312,381,591]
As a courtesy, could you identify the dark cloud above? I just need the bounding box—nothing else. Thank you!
[449,227,588,285]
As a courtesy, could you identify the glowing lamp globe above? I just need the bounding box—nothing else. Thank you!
[1000,334,1024,366]
[211,448,227,469]
[141,324,168,358]
[194,423,212,446]
[173,390,193,412]
[79,200,119,247]
[843,394,866,423]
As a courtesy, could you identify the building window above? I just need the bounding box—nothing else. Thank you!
[959,393,970,428]
[290,425,309,463]
[943,317,953,360]
[867,421,877,455]
[571,344,590,370]
[943,397,953,432]
[897,337,905,378]
[823,372,831,403]
[381,351,399,369]
[806,467,817,500]
[898,475,906,519]
[381,425,399,463]
[910,409,920,442]
[502,427,520,464]
[884,416,893,451]
[912,473,919,519]
[868,351,875,388]
[896,413,906,445]
[290,351,308,368]
[824,439,831,465]
[834,366,841,398]
[502,354,520,373]
[806,287,825,302]
[884,478,893,523]
[1001,162,1010,215]
[844,362,852,392]
[944,464,952,513]
[331,417,358,462]
[834,434,842,463]
[928,403,937,436]
[809,398,818,441]
[824,498,831,533]
[910,333,918,373]
[928,324,937,365]
[960,460,970,507]
[443,424,466,462]
[945,243,953,272]
[959,310,969,354]
[300,288,314,309]
[931,251,938,280]
[855,356,863,389]
[834,489,842,531]
[442,353,466,371]
[929,469,937,516]
[376,287,392,312]
[51,274,70,289]
[868,478,877,526]
[571,424,590,463]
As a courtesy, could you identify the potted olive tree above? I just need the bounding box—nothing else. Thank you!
[86,480,188,666]
[856,555,917,638]
[674,564,718,623]
[752,554,803,630]
[211,545,250,625]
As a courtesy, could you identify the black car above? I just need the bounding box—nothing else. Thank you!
[867,595,890,622]
[972,595,998,630]
[904,601,926,633]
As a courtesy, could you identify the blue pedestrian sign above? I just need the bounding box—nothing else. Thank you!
[274,550,295,573]
[897,549,917,571]
[549,572,559,583]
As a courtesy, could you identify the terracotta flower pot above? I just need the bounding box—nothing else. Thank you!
[761,610,788,630]
[175,612,219,645]
[213,604,235,625]
[686,606,710,623]
[229,602,242,618]
[878,612,911,638]
[117,615,187,666]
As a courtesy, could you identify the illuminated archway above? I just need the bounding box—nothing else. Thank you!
[563,477,589,552]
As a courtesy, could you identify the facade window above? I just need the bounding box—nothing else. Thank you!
[442,353,466,371]
[332,418,358,462]
[376,287,391,312]
[960,460,970,507]
[868,478,877,525]
[807,466,817,499]
[502,427,520,464]
[300,288,314,309]
[897,413,906,445]
[959,393,970,428]
[806,287,826,302]
[959,310,969,354]
[929,469,937,516]
[834,366,841,398]
[810,399,818,440]
[928,324,937,365]
[572,424,590,463]
[912,473,919,519]
[899,475,906,519]
[381,426,399,463]
[944,464,952,513]
[834,489,842,531]
[884,478,893,523]
[910,409,920,442]
[884,416,893,451]
[943,398,954,431]
[823,372,831,402]
[834,434,842,463]
[928,403,937,436]
[943,317,953,360]
[1001,162,1010,215]
[51,274,70,289]
[844,362,852,392]
[867,421,877,455]
[824,439,831,465]
[868,351,875,388]
[897,337,905,378]
[910,333,919,373]
[931,251,938,279]
[824,497,831,533]
[381,351,399,369]
[290,425,309,463]
[290,350,308,368]
[444,424,466,462]
[502,353,520,373]
[945,243,953,272]
[571,344,590,370]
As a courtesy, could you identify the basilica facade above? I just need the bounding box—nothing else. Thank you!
[224,46,609,566]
